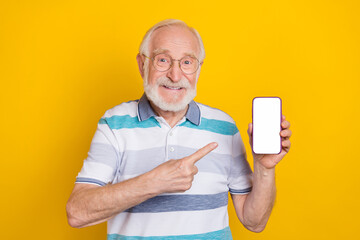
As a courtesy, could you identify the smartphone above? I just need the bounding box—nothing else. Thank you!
[252,97,282,154]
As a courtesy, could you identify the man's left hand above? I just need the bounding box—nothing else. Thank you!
[247,115,292,169]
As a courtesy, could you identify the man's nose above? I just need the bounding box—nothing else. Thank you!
[166,61,183,82]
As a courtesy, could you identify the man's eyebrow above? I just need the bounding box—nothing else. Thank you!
[152,49,198,59]
[152,48,169,55]
[184,52,198,59]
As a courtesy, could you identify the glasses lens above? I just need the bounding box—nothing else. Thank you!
[153,54,171,71]
[180,56,199,74]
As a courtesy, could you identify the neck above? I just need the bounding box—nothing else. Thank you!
[149,101,188,128]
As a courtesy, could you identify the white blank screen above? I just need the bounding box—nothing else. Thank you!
[252,97,281,154]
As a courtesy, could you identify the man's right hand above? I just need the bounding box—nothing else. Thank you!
[147,142,218,194]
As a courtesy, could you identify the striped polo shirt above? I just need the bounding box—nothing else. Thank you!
[76,94,253,240]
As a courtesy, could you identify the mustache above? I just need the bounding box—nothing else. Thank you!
[156,77,191,89]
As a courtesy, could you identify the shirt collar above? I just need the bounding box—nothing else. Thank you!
[137,93,201,126]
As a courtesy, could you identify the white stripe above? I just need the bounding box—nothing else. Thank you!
[77,161,115,184]
[104,101,139,118]
[117,172,229,195]
[176,127,235,155]
[112,127,169,150]
[229,173,253,192]
[232,132,246,157]
[114,146,232,176]
[92,124,121,151]
[107,205,229,236]
[198,103,235,123]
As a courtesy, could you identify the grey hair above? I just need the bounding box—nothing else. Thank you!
[139,19,205,62]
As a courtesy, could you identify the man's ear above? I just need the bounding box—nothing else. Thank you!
[136,53,145,78]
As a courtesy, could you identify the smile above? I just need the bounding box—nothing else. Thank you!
[162,85,184,90]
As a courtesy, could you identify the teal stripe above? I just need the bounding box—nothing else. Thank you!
[107,227,232,240]
[180,118,238,136]
[99,115,160,129]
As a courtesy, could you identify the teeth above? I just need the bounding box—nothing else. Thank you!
[165,86,181,90]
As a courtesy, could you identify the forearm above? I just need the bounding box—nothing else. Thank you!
[66,143,217,228]
[242,161,276,232]
[66,172,158,228]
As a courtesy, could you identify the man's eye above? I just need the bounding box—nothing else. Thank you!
[184,60,191,64]
[159,58,167,63]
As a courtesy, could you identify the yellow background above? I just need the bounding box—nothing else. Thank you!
[1,0,359,239]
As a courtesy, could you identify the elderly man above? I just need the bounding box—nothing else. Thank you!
[66,19,292,239]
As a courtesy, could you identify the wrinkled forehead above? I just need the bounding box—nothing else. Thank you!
[149,25,201,58]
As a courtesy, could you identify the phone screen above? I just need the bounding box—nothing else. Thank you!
[252,97,282,154]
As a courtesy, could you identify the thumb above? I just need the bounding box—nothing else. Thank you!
[247,123,253,136]
[248,123,253,146]
[185,142,218,165]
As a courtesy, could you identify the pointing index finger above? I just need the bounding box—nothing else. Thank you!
[185,142,218,165]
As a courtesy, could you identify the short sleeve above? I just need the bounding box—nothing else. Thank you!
[75,116,120,186]
[228,131,253,194]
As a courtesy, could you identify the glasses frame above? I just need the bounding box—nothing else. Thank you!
[143,53,200,75]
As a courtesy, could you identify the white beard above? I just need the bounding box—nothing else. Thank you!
[143,74,197,112]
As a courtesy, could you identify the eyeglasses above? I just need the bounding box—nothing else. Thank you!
[143,53,200,75]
